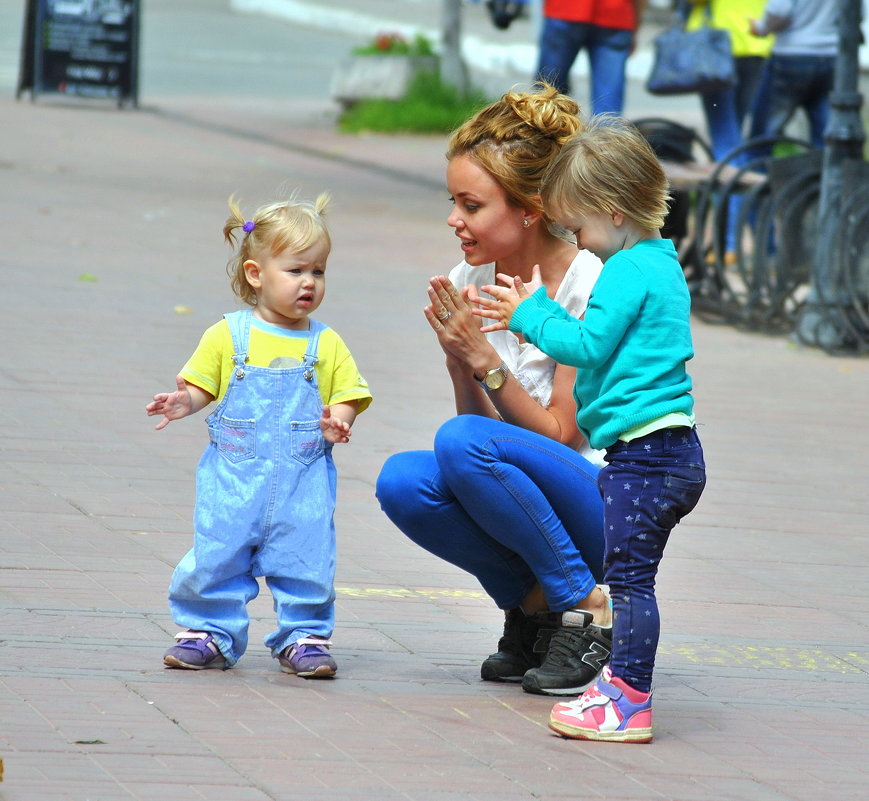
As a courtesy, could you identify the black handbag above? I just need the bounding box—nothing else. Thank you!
[486,1,526,30]
[646,2,736,96]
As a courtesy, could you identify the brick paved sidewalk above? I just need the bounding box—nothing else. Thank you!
[1,4,868,801]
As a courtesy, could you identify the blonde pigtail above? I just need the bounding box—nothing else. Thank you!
[224,195,259,306]
[313,192,331,218]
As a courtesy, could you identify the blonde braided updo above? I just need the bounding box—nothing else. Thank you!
[446,83,584,217]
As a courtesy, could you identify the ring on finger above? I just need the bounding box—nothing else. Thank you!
[437,309,452,322]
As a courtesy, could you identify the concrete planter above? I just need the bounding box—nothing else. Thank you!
[330,54,440,107]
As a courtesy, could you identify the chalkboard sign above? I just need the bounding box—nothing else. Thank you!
[17,0,140,106]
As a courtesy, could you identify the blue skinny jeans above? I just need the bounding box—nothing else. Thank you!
[536,18,633,115]
[701,56,767,252]
[750,54,834,150]
[375,415,605,612]
[702,56,766,163]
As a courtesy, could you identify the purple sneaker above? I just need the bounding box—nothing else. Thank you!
[278,637,337,678]
[163,630,226,670]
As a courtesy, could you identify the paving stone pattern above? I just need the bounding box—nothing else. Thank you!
[1,1,868,799]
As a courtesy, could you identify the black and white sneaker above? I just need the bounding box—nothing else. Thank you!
[480,608,560,682]
[521,610,612,696]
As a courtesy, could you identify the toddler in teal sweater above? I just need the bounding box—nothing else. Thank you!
[472,115,706,743]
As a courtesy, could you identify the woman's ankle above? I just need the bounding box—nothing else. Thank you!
[572,585,612,627]
[519,583,548,616]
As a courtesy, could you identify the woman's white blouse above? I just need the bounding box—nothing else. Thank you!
[449,249,606,465]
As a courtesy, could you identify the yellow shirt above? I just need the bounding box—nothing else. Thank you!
[687,0,773,58]
[180,316,373,413]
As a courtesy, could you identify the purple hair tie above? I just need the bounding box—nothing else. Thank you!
[242,221,256,233]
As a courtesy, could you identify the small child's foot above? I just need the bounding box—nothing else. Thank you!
[163,630,226,670]
[278,636,337,678]
[548,666,652,743]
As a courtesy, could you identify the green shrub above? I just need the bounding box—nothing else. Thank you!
[338,72,490,134]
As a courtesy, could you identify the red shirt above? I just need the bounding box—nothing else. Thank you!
[544,0,638,30]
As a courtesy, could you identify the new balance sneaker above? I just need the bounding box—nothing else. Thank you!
[163,630,226,670]
[549,666,653,743]
[521,610,612,696]
[480,608,560,682]
[279,637,337,678]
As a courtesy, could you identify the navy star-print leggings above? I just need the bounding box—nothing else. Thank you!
[599,426,706,693]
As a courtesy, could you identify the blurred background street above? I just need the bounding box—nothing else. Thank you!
[1,1,868,800]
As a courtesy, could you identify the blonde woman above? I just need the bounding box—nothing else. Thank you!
[376,85,612,697]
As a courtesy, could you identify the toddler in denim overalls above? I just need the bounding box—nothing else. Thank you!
[474,117,706,743]
[146,193,372,678]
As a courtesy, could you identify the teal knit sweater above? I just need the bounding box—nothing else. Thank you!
[510,239,695,449]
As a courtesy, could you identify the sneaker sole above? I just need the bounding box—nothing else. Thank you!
[163,654,225,670]
[480,654,537,683]
[522,675,598,696]
[279,663,336,678]
[480,666,526,682]
[548,718,653,743]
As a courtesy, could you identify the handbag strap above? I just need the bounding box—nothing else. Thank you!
[677,1,711,24]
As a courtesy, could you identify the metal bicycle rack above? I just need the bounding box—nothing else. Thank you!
[636,118,869,351]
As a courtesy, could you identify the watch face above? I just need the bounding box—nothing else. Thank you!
[484,369,506,390]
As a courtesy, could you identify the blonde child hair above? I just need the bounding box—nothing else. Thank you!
[446,82,584,217]
[223,193,331,306]
[541,115,671,233]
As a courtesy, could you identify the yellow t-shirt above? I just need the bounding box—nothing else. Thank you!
[687,0,773,58]
[180,316,372,413]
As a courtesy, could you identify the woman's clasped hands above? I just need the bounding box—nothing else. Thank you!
[470,264,542,333]
[424,274,490,357]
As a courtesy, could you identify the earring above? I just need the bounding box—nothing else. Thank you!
[522,218,529,227]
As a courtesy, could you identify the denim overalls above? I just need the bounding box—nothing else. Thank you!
[168,310,337,667]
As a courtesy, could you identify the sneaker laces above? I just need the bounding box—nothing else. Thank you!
[563,665,615,710]
[578,684,605,707]
[544,627,594,664]
[561,683,605,713]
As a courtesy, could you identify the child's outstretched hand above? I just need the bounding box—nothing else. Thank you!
[470,265,538,333]
[146,375,195,430]
[320,405,352,444]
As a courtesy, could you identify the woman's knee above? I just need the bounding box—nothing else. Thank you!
[376,449,447,527]
[375,452,416,515]
[433,415,485,471]
[376,450,456,554]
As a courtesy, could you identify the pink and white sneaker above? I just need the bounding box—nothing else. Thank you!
[548,666,653,743]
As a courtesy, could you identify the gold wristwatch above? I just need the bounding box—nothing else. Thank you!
[475,361,509,391]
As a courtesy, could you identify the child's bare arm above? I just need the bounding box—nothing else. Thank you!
[320,401,358,444]
[146,375,214,430]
